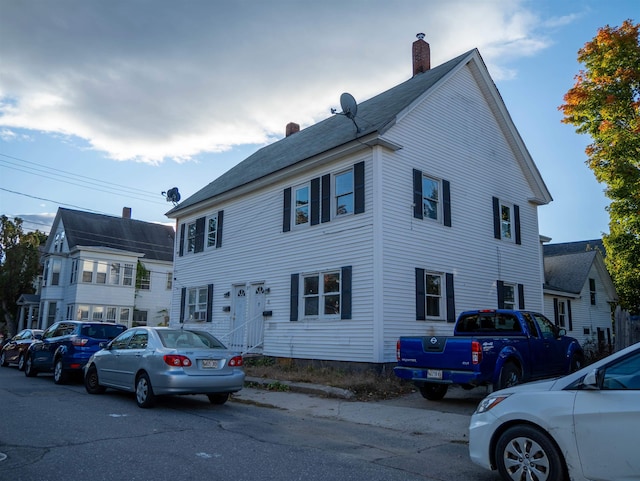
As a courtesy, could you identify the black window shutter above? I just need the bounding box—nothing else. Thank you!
[514,204,521,245]
[341,266,352,320]
[493,197,501,239]
[415,268,426,320]
[553,298,559,326]
[354,161,365,214]
[283,188,291,232]
[179,223,185,257]
[442,179,451,227]
[194,217,205,253]
[413,169,423,219]
[290,273,299,322]
[518,283,525,309]
[497,280,505,308]
[216,210,224,248]
[180,287,186,323]
[321,174,331,223]
[310,177,320,226]
[206,284,214,322]
[567,300,573,331]
[446,272,455,322]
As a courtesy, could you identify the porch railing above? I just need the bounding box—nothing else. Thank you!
[218,312,264,356]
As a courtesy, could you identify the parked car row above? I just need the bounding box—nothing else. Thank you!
[2,321,245,408]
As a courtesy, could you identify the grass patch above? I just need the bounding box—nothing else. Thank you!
[244,357,415,401]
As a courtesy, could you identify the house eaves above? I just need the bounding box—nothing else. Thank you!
[166,50,474,219]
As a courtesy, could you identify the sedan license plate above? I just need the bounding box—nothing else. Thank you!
[201,359,219,369]
[427,369,442,380]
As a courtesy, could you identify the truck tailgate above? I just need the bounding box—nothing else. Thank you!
[397,336,478,370]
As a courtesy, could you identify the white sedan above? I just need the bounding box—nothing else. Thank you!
[469,341,640,481]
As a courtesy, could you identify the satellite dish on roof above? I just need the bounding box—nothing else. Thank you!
[340,92,358,120]
[162,187,181,206]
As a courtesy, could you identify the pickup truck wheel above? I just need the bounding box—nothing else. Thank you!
[419,383,448,401]
[495,425,566,481]
[498,362,522,390]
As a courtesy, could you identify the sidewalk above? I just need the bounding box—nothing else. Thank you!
[231,377,474,442]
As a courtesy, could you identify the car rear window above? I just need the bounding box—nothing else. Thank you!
[158,330,226,349]
[456,314,522,333]
[81,324,127,340]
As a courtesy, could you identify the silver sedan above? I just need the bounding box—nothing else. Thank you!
[84,327,245,408]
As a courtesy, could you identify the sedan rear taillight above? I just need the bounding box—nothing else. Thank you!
[164,354,192,367]
[71,337,89,346]
[228,356,243,367]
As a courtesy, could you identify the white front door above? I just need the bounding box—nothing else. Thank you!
[230,285,247,351]
[247,284,265,350]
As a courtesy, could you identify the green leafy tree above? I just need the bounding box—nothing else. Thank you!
[0,216,47,337]
[559,20,640,313]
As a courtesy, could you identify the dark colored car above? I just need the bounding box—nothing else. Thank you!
[84,327,245,408]
[25,321,127,384]
[1,329,44,370]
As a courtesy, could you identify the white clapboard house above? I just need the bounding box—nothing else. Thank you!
[166,36,552,366]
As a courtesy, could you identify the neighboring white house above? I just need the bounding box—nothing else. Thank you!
[18,207,175,331]
[166,36,553,366]
[543,239,617,350]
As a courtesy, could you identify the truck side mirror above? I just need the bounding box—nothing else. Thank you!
[557,328,566,337]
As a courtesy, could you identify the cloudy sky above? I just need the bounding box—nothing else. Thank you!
[0,0,636,243]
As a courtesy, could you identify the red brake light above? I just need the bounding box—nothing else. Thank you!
[228,355,243,367]
[71,337,89,346]
[396,339,401,361]
[163,354,192,367]
[471,340,483,365]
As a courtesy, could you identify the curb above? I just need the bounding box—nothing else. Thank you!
[245,376,355,400]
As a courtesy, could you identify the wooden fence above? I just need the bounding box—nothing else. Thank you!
[614,306,640,351]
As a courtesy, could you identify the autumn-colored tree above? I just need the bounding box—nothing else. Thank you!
[0,216,47,337]
[559,20,640,313]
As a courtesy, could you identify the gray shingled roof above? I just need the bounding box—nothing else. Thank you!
[543,239,605,258]
[167,49,476,216]
[58,208,174,262]
[544,250,597,294]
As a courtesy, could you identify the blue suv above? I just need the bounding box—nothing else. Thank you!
[25,321,127,384]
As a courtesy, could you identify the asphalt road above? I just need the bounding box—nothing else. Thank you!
[0,366,499,481]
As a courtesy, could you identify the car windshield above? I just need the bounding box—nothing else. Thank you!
[80,324,127,340]
[158,330,226,349]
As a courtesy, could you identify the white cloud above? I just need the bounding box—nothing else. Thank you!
[0,0,563,165]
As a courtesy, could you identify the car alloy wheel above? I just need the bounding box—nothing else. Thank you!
[0,352,7,367]
[53,359,68,385]
[18,354,26,371]
[496,425,565,481]
[135,373,156,408]
[24,356,37,377]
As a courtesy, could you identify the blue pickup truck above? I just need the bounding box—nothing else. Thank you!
[394,309,584,401]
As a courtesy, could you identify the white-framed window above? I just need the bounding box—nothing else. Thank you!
[77,305,89,321]
[503,283,516,310]
[186,221,197,253]
[207,214,218,247]
[557,300,567,328]
[133,309,148,326]
[187,286,208,321]
[81,260,94,283]
[335,169,354,216]
[120,307,131,324]
[424,272,443,318]
[137,267,150,290]
[166,272,173,290]
[106,307,117,322]
[500,202,513,241]
[96,262,107,284]
[70,259,78,284]
[110,263,121,284]
[47,301,57,326]
[421,175,440,221]
[66,304,74,320]
[92,306,104,321]
[294,184,310,226]
[589,278,596,305]
[123,264,134,286]
[302,270,341,319]
[49,259,61,286]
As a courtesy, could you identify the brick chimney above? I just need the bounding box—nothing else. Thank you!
[286,122,300,137]
[122,207,131,219]
[412,33,430,76]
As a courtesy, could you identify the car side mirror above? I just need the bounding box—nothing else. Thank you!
[34,334,43,340]
[583,369,600,389]
[557,328,566,337]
